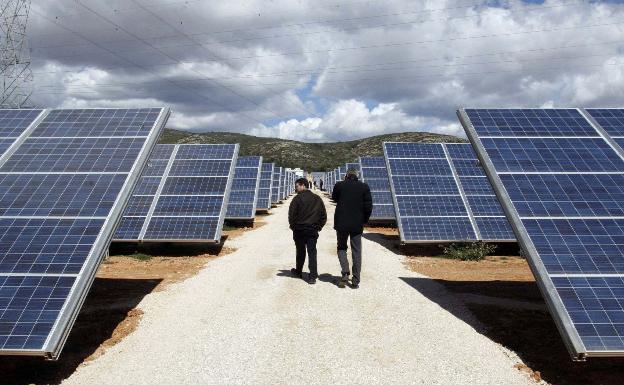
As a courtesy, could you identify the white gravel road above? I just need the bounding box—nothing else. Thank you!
[63,192,532,385]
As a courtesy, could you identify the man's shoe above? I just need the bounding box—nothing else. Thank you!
[290,268,302,278]
[308,277,316,285]
[338,274,349,288]
[351,282,360,289]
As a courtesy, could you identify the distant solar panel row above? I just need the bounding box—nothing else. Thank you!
[257,162,274,211]
[114,144,238,242]
[0,107,168,358]
[459,107,624,359]
[359,156,395,220]
[271,166,282,204]
[383,142,514,242]
[225,156,262,219]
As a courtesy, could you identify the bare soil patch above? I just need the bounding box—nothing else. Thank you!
[404,253,624,385]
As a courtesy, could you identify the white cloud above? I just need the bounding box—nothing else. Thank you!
[250,99,463,142]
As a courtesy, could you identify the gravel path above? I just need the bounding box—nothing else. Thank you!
[63,192,532,385]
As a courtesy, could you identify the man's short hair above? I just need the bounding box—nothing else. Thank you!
[346,169,359,180]
[295,178,309,188]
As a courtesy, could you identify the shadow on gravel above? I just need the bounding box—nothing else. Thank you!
[276,270,343,287]
[0,277,161,385]
[362,233,443,256]
[399,277,624,385]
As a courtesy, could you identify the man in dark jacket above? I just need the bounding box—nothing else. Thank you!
[331,170,373,289]
[288,178,327,284]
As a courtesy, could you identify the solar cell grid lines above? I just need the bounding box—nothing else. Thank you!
[271,166,282,204]
[383,142,514,243]
[256,162,274,211]
[460,107,624,360]
[225,156,262,220]
[0,107,169,358]
[358,156,395,221]
[114,143,238,242]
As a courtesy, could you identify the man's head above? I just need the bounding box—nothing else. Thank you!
[295,178,309,193]
[346,169,359,181]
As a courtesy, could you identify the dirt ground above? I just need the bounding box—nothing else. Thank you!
[0,220,261,385]
[400,244,624,385]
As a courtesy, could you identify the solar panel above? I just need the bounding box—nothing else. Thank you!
[114,144,237,242]
[271,166,282,203]
[280,169,287,200]
[359,157,395,221]
[346,162,360,172]
[383,142,514,243]
[0,107,168,358]
[257,163,274,211]
[459,107,624,360]
[225,156,262,219]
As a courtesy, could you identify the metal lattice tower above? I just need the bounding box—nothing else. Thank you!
[0,0,32,108]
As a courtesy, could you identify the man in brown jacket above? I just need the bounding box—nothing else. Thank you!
[288,178,327,284]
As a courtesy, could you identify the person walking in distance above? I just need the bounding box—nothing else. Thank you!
[288,178,327,284]
[331,169,372,289]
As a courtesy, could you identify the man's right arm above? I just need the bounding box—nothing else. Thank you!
[288,196,298,230]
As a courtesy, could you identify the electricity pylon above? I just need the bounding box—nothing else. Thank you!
[0,0,32,108]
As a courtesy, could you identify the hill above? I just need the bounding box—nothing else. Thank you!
[159,129,466,171]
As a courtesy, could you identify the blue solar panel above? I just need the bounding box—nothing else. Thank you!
[465,108,597,137]
[584,109,624,137]
[226,156,262,219]
[384,142,514,242]
[460,107,624,358]
[143,217,219,240]
[271,166,282,204]
[481,137,624,173]
[400,217,477,241]
[0,109,43,137]
[31,108,162,137]
[0,107,168,358]
[0,137,146,173]
[114,144,237,242]
[358,157,395,220]
[257,163,274,210]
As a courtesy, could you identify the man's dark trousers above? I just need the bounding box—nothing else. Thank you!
[337,230,362,284]
[293,226,319,279]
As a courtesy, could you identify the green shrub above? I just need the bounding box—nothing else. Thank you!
[440,241,497,261]
[129,252,152,261]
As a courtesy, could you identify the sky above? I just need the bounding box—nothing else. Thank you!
[26,0,624,142]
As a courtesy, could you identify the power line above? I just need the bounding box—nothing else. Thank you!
[73,0,291,121]
[30,39,624,80]
[29,6,270,127]
[31,14,624,67]
[32,50,622,93]
[127,0,309,117]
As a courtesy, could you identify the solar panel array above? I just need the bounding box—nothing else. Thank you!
[114,144,238,242]
[257,162,274,211]
[0,107,168,358]
[359,156,395,220]
[383,142,515,243]
[460,107,624,359]
[271,166,282,204]
[346,162,360,172]
[225,156,262,220]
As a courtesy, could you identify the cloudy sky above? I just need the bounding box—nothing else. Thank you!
[27,0,624,141]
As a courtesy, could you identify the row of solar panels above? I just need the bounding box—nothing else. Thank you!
[114,144,297,242]
[0,108,297,359]
[323,144,516,243]
[322,108,624,360]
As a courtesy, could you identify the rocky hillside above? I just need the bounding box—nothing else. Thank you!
[159,129,466,171]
